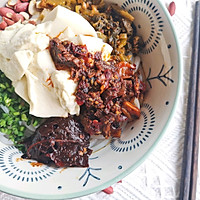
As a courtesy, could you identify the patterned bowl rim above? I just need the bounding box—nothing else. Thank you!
[0,0,183,199]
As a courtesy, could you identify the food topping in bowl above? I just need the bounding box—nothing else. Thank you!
[48,37,144,139]
[0,5,111,118]
[0,0,146,167]
[22,116,92,167]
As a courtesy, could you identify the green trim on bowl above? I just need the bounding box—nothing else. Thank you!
[0,0,183,199]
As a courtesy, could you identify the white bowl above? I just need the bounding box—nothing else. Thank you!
[0,0,182,199]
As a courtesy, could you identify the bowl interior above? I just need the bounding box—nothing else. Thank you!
[0,0,181,199]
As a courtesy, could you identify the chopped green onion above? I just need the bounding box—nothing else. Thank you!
[0,70,41,151]
[13,112,20,116]
[33,120,39,127]
[21,114,28,122]
[0,119,6,127]
[0,83,6,89]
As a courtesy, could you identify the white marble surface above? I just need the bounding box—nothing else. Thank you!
[0,0,198,199]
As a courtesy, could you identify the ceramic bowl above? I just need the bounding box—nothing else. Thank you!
[0,0,182,199]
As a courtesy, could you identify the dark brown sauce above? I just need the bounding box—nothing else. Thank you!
[23,116,92,168]
[22,37,145,168]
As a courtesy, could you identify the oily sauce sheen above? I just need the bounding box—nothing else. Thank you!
[23,38,145,168]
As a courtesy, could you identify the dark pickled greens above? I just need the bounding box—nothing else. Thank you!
[39,0,145,62]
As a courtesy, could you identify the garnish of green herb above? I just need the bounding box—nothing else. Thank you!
[0,70,41,152]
